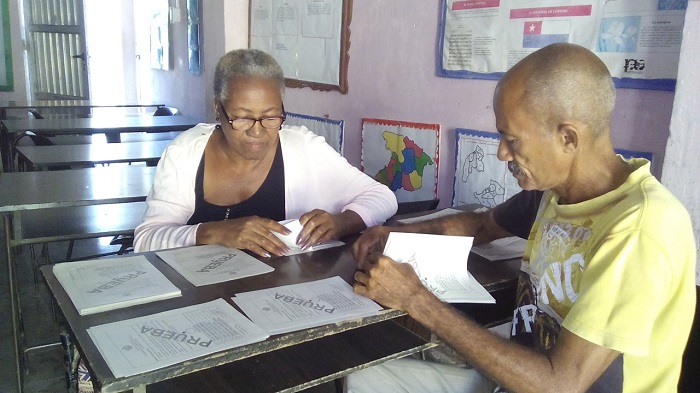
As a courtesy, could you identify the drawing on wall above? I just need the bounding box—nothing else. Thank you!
[150,0,170,70]
[285,112,344,154]
[361,119,439,203]
[453,129,522,208]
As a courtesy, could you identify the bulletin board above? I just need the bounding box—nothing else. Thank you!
[438,0,687,91]
[0,0,13,91]
[249,0,352,94]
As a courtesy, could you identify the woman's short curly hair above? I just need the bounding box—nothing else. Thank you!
[213,49,285,102]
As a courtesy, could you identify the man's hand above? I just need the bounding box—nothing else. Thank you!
[197,216,290,257]
[352,225,393,265]
[353,251,429,312]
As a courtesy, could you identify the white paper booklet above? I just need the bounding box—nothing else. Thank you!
[232,276,383,335]
[87,298,269,378]
[53,255,181,316]
[272,219,344,255]
[471,236,527,261]
[396,208,463,224]
[383,232,495,304]
[156,245,274,286]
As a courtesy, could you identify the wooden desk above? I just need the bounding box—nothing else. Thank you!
[15,140,172,171]
[0,166,156,392]
[40,239,520,393]
[1,115,201,171]
[0,101,165,120]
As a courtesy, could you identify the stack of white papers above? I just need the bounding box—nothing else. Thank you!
[272,219,344,255]
[53,255,181,316]
[156,244,274,286]
[87,299,269,378]
[471,236,527,261]
[383,232,495,304]
[232,276,383,335]
[396,208,463,224]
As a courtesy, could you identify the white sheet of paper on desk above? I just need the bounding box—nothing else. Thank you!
[471,236,527,261]
[87,298,269,378]
[273,219,344,255]
[53,255,181,315]
[156,244,274,286]
[396,208,463,224]
[382,232,495,304]
[232,276,383,335]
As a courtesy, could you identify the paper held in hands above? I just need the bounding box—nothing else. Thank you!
[273,219,344,255]
[382,232,495,304]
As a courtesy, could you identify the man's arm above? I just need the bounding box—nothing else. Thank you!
[354,254,620,393]
[352,209,513,264]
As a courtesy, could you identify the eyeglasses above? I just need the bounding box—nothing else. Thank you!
[218,101,286,131]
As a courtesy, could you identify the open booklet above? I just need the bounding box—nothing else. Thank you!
[156,244,274,286]
[87,298,269,378]
[232,276,383,335]
[53,255,181,316]
[397,207,526,261]
[272,219,344,255]
[383,232,495,303]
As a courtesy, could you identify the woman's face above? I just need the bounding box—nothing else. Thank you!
[217,76,284,161]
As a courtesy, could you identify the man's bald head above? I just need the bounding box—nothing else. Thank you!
[496,43,616,137]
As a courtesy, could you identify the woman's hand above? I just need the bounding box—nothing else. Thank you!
[297,209,366,249]
[196,216,291,257]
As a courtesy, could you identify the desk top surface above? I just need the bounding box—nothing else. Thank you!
[40,237,520,392]
[0,165,156,212]
[15,140,171,167]
[1,115,203,134]
[0,101,165,109]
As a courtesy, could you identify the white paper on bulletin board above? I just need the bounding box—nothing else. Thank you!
[250,0,341,86]
[453,128,522,208]
[285,112,344,154]
[361,119,439,203]
[438,0,687,91]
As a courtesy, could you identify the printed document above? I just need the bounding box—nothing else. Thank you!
[232,276,383,335]
[273,219,344,255]
[87,298,269,378]
[383,232,495,303]
[53,255,181,316]
[156,245,274,286]
[471,236,527,261]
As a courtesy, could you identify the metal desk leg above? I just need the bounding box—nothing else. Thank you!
[4,213,24,392]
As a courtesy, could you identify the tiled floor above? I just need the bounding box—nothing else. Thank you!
[0,227,338,393]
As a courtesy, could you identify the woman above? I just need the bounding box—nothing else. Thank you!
[134,49,397,257]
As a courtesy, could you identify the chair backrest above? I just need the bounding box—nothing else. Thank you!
[396,199,440,215]
[28,109,45,119]
[152,106,180,116]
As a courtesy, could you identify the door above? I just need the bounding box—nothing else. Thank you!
[23,0,90,101]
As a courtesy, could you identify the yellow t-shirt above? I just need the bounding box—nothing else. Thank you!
[511,158,696,392]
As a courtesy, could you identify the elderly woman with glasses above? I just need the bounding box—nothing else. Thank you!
[134,49,397,257]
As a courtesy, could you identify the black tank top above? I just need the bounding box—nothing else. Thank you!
[186,143,285,224]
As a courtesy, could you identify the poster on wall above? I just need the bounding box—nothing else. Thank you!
[361,119,439,203]
[284,112,344,154]
[453,129,521,208]
[438,0,687,91]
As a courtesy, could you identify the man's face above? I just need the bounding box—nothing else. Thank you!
[494,86,570,191]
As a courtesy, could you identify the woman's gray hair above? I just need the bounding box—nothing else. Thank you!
[213,49,285,102]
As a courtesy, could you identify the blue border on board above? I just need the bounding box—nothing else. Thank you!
[286,111,345,152]
[436,1,676,92]
[453,128,502,206]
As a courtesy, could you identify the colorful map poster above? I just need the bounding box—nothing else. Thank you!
[361,118,439,203]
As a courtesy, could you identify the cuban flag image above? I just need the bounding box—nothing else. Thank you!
[522,20,571,48]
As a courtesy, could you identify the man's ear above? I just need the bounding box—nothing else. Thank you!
[557,123,579,153]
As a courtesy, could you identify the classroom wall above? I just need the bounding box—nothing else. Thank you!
[278,1,675,208]
[663,0,700,285]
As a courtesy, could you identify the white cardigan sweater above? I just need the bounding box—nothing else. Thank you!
[134,123,397,252]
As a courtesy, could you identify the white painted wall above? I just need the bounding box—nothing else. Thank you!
[662,0,700,285]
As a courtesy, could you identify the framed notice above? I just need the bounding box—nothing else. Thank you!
[438,0,687,91]
[0,0,13,91]
[249,0,352,93]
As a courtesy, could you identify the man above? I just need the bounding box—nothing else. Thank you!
[350,43,696,392]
